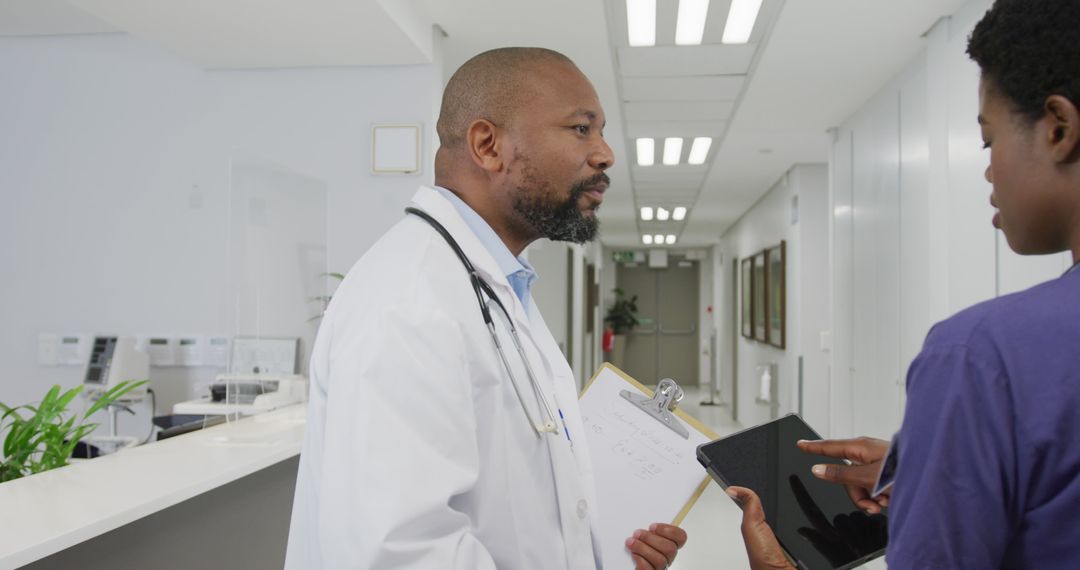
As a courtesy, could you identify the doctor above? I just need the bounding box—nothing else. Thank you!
[285,47,686,569]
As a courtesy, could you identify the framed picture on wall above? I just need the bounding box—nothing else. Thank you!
[753,252,767,342]
[766,241,786,349]
[741,258,753,338]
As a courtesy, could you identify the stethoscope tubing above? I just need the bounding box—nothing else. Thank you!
[405,207,559,436]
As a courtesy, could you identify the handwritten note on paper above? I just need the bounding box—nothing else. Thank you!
[580,365,715,568]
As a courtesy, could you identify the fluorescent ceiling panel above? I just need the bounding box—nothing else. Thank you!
[662,138,683,166]
[653,234,665,243]
[636,137,655,166]
[640,206,654,221]
[643,234,654,245]
[675,0,709,45]
[657,207,671,221]
[626,0,656,47]
[673,207,687,220]
[665,234,677,245]
[722,0,764,44]
[688,137,713,164]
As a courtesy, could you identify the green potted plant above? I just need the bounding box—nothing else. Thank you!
[603,287,640,367]
[0,380,147,483]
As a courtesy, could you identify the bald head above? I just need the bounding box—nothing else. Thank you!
[436,47,577,152]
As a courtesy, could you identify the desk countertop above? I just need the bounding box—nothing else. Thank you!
[0,405,306,570]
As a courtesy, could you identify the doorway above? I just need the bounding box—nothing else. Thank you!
[616,257,700,386]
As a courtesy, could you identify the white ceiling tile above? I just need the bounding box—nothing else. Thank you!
[626,120,726,138]
[617,44,756,76]
[0,0,117,35]
[624,100,734,122]
[622,75,744,101]
[69,0,433,68]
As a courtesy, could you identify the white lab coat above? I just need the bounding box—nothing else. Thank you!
[285,186,602,569]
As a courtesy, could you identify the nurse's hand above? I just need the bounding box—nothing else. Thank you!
[727,486,796,570]
[626,522,686,569]
[797,437,890,514]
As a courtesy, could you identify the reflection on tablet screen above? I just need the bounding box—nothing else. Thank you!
[697,415,887,570]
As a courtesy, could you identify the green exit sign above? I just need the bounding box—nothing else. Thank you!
[612,251,636,264]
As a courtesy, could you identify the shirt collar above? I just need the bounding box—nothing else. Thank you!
[433,186,537,290]
[1065,258,1080,276]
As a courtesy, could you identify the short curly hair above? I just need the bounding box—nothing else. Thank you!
[967,0,1080,124]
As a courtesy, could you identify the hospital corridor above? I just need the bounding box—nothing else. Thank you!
[2,0,1079,568]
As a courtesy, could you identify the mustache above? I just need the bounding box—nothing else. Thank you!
[571,172,611,196]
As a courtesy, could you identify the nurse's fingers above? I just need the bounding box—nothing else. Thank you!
[727,486,795,570]
[797,437,889,464]
[810,461,880,494]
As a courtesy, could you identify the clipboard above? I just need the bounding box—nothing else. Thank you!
[580,363,719,568]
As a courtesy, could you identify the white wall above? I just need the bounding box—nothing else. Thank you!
[718,164,830,430]
[0,33,441,434]
[528,239,571,356]
[828,0,1072,439]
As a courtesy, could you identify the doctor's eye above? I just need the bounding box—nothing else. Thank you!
[572,125,590,135]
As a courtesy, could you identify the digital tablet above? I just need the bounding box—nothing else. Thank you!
[696,414,887,570]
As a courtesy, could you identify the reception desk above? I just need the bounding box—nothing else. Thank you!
[0,405,306,570]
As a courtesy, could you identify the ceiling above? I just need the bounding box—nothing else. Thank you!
[1,0,968,247]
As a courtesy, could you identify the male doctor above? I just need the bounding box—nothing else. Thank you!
[285,48,686,569]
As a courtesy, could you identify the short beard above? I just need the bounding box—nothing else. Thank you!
[512,173,605,244]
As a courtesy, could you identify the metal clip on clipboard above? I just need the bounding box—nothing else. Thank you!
[619,378,689,440]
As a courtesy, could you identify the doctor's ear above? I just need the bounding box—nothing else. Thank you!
[1043,95,1080,163]
[466,119,505,173]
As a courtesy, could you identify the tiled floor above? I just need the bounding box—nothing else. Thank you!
[667,386,886,570]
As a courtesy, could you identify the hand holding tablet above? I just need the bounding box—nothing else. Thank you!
[697,415,890,570]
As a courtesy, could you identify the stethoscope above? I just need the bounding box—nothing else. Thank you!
[405,207,562,438]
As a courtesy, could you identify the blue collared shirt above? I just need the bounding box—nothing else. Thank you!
[434,186,537,311]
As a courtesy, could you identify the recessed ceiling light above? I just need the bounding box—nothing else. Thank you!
[675,0,710,45]
[654,234,665,244]
[640,206,654,221]
[688,137,712,165]
[636,138,655,166]
[665,234,677,245]
[627,0,657,47]
[657,207,670,221]
[663,137,683,166]
[643,234,653,245]
[722,0,763,44]
[673,207,687,221]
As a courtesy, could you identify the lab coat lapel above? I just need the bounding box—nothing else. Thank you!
[408,186,598,569]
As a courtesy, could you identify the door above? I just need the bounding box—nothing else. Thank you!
[617,258,700,386]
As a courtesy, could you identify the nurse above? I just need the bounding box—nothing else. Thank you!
[285,47,686,570]
[730,0,1080,568]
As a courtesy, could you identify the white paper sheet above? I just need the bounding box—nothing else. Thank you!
[580,365,715,568]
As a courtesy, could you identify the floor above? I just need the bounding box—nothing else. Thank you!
[668,385,886,570]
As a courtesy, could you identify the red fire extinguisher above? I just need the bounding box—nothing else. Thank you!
[602,327,614,353]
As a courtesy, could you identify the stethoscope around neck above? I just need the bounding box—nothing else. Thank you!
[405,207,561,437]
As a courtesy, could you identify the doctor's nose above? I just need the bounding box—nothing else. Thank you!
[590,138,615,171]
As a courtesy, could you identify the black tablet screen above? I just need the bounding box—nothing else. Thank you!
[697,415,887,570]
